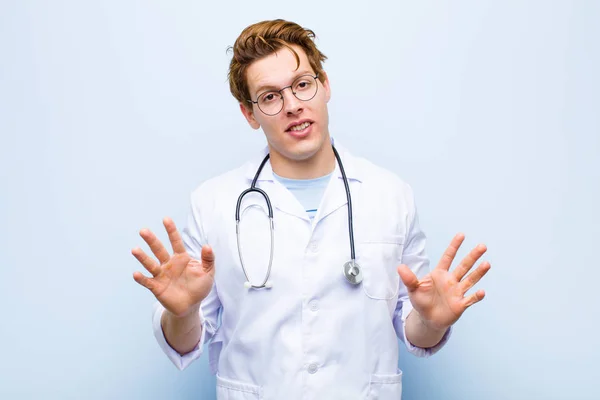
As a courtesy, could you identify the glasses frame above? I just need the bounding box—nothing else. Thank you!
[247,73,320,116]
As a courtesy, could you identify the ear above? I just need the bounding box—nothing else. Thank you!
[240,102,261,130]
[320,71,331,103]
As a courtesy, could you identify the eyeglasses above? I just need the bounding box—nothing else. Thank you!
[247,73,319,116]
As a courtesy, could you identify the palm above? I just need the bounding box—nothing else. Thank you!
[132,218,215,317]
[151,252,214,317]
[398,233,490,331]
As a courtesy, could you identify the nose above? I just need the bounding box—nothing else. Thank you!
[281,87,303,115]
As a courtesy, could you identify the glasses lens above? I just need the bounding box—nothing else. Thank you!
[292,75,318,101]
[258,92,283,115]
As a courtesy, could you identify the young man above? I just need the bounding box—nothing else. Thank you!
[132,19,490,399]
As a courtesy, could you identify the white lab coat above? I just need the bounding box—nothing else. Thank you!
[152,139,451,399]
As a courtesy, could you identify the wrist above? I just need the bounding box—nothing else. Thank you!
[163,303,201,334]
[166,302,201,320]
[413,310,449,334]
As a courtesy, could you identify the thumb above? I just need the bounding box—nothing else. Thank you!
[397,264,419,292]
[201,245,215,274]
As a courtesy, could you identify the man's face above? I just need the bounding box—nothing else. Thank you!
[241,45,331,164]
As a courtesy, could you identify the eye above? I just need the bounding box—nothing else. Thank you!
[295,80,312,90]
[260,92,279,103]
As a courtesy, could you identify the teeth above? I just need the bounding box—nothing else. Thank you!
[290,122,310,131]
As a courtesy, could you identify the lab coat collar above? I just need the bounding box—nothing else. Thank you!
[242,137,362,222]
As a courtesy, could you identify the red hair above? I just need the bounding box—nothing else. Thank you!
[227,19,327,109]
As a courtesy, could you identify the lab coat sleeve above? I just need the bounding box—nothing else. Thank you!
[151,192,222,371]
[392,185,452,357]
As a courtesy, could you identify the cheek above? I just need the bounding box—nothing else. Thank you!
[314,98,329,119]
[259,116,283,136]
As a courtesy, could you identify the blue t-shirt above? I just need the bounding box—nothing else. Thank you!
[272,171,333,221]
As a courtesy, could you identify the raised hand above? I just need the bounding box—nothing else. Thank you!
[131,217,215,318]
[397,233,491,331]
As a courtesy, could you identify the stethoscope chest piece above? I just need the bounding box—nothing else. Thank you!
[343,260,363,285]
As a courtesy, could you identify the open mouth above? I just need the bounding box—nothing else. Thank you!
[286,121,312,132]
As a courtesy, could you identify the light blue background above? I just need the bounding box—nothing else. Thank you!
[1,1,598,399]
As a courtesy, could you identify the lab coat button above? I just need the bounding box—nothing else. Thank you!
[309,300,319,312]
[308,241,318,252]
[307,363,319,374]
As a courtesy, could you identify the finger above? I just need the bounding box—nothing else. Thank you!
[139,228,170,264]
[397,264,419,292]
[463,289,486,308]
[163,217,186,254]
[131,247,161,276]
[460,261,491,294]
[437,233,465,271]
[201,245,216,274]
[453,244,487,281]
[132,271,156,292]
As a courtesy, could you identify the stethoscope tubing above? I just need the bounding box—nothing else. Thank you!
[235,144,356,289]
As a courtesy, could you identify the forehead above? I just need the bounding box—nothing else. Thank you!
[246,45,312,94]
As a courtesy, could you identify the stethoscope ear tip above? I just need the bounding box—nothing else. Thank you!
[265,280,273,289]
[244,281,252,289]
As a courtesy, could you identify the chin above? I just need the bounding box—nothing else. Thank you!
[284,138,324,160]
[267,127,328,161]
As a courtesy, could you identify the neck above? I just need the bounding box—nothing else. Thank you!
[269,142,336,180]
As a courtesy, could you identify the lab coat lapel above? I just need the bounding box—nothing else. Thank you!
[269,180,308,220]
[313,173,348,224]
[313,151,362,225]
[243,151,308,221]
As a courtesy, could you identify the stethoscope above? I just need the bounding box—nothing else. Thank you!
[235,144,362,289]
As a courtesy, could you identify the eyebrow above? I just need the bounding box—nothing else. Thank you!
[254,70,314,97]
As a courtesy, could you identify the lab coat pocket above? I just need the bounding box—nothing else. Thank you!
[367,369,403,400]
[358,236,404,300]
[216,374,263,400]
